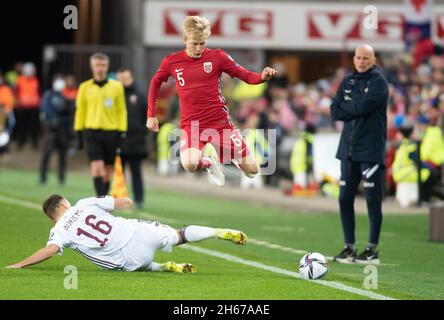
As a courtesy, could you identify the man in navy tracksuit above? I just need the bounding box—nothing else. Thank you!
[330,44,389,265]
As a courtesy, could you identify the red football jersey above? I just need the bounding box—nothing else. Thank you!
[147,48,264,129]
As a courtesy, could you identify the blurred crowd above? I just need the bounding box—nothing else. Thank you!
[0,62,78,153]
[154,42,444,201]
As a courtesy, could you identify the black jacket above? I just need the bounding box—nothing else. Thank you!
[40,90,73,133]
[330,66,389,165]
[121,84,148,157]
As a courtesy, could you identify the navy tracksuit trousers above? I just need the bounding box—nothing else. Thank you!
[339,159,383,245]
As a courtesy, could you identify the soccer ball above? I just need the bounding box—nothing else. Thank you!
[299,252,328,280]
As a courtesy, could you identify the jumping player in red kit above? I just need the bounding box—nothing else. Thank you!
[146,16,277,186]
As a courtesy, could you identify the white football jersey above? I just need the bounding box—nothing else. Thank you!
[47,196,139,270]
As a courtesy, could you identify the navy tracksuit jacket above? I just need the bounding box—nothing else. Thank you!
[330,66,389,245]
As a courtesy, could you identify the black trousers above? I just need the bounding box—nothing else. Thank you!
[15,108,40,149]
[39,130,69,183]
[421,167,440,202]
[121,156,144,205]
[339,159,384,245]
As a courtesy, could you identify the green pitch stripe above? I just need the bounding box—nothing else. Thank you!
[181,245,395,300]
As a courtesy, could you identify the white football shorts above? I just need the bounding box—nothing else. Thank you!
[122,220,179,271]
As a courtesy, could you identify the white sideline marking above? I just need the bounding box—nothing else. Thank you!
[248,238,399,267]
[182,245,396,300]
[134,212,180,224]
[249,238,310,255]
[261,225,296,232]
[249,238,334,260]
[0,195,41,210]
[0,194,396,299]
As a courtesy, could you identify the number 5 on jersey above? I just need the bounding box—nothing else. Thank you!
[230,133,242,147]
[176,69,185,86]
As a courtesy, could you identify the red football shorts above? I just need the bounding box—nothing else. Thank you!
[180,126,249,163]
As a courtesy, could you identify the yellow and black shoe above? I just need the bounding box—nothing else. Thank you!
[215,229,247,245]
[162,261,196,273]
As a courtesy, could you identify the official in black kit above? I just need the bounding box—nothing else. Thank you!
[116,69,148,209]
[330,44,389,265]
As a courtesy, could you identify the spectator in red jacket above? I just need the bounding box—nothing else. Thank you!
[15,62,41,150]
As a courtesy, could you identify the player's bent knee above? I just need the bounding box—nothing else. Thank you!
[181,161,198,172]
[244,164,259,178]
[90,161,106,177]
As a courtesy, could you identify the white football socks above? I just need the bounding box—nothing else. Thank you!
[183,225,216,242]
[148,262,162,272]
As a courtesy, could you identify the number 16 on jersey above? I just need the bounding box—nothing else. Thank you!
[77,215,113,247]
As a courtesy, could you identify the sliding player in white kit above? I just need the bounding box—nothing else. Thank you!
[6,194,247,272]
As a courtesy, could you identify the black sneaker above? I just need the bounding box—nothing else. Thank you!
[333,246,357,264]
[355,247,380,265]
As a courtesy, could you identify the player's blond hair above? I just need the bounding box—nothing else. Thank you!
[183,16,211,39]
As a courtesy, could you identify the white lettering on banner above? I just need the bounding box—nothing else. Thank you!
[166,10,219,35]
[309,13,357,39]
[144,1,444,50]
[164,8,272,38]
[308,11,403,41]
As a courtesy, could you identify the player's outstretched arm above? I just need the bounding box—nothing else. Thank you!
[6,244,60,269]
[261,67,278,81]
[219,49,277,84]
[114,197,133,210]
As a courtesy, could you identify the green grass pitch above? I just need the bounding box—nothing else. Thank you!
[0,168,443,299]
